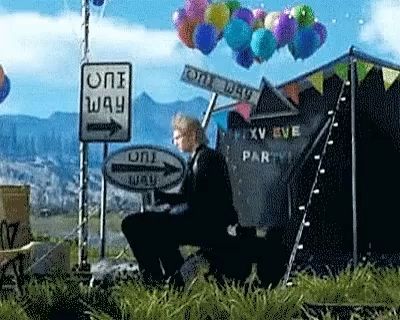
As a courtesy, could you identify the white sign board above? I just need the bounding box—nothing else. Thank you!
[80,62,132,142]
[103,145,186,192]
[180,65,261,106]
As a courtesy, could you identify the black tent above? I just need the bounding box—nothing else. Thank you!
[216,46,400,272]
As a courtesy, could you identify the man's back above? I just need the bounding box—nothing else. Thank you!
[184,145,238,227]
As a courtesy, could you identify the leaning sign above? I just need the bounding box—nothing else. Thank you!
[80,62,132,142]
[102,145,186,192]
[180,65,261,106]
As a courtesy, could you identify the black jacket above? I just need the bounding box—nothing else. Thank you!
[157,144,238,228]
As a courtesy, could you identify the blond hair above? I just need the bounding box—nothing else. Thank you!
[172,113,209,145]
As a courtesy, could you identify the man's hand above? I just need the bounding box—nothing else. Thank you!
[144,203,171,212]
[154,189,168,205]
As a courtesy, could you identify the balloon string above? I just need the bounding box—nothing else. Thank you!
[100,0,109,19]
[62,0,83,46]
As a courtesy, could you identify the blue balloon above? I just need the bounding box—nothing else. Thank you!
[290,27,320,60]
[250,28,277,61]
[233,47,254,69]
[224,18,252,51]
[194,23,218,55]
[92,0,104,6]
[0,76,10,104]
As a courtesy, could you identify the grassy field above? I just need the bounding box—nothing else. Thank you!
[11,216,400,318]
[30,212,124,238]
[1,264,400,319]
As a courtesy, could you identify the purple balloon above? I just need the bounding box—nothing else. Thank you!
[313,22,327,47]
[172,8,187,28]
[232,8,255,27]
[273,13,298,47]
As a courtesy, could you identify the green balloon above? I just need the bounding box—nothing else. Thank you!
[225,0,241,15]
[291,5,315,27]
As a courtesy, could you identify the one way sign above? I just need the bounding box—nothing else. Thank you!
[79,62,132,142]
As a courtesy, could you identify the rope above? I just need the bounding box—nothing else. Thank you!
[282,78,349,286]
[24,210,98,274]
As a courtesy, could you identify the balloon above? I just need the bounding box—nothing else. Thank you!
[313,21,327,47]
[194,23,218,54]
[289,26,320,59]
[224,18,252,50]
[291,5,315,27]
[172,8,187,28]
[0,66,4,88]
[185,0,208,21]
[252,8,267,21]
[233,46,254,69]
[250,28,277,61]
[92,0,104,6]
[273,12,298,47]
[264,11,280,30]
[0,75,10,104]
[231,7,255,26]
[204,3,230,30]
[178,18,200,48]
[225,0,241,15]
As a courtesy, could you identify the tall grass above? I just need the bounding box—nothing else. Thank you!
[3,264,400,319]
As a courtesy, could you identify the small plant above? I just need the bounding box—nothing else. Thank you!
[0,299,30,320]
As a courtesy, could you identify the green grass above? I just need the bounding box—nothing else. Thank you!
[1,265,400,319]
[17,217,400,318]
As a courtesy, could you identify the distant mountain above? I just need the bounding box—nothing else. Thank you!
[0,93,210,164]
[0,93,210,211]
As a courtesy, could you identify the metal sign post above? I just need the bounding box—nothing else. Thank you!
[99,143,108,259]
[79,61,132,260]
[77,0,90,272]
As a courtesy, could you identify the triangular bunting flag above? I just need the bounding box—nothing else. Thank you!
[308,71,324,95]
[234,102,252,122]
[357,61,374,84]
[283,83,300,105]
[212,110,229,131]
[382,67,400,91]
[334,63,348,81]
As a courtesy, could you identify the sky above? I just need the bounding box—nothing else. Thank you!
[0,0,399,118]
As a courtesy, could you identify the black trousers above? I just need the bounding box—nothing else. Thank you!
[121,211,226,283]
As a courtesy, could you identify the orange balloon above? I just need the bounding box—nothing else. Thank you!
[177,18,200,49]
[0,66,4,88]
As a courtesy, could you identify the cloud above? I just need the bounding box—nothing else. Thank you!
[359,0,400,56]
[0,11,203,86]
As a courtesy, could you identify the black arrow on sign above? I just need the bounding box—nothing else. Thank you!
[87,118,122,136]
[111,162,181,176]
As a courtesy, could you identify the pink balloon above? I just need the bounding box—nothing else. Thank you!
[185,0,208,21]
[252,8,266,21]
